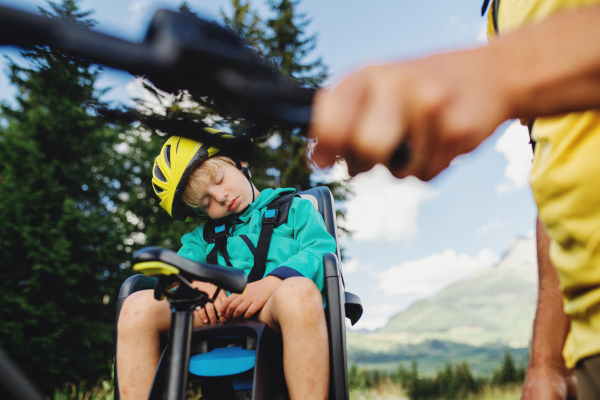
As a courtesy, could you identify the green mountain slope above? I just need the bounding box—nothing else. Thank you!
[347,238,537,373]
[377,237,537,347]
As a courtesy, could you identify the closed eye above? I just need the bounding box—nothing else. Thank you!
[216,169,224,185]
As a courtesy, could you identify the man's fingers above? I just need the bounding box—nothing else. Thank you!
[350,67,408,172]
[309,73,368,168]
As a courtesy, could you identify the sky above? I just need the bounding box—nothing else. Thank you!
[0,0,538,331]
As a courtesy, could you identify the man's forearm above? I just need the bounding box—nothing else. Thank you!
[530,218,570,369]
[489,4,600,121]
[521,218,576,400]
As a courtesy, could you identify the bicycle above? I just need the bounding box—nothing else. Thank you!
[0,4,370,400]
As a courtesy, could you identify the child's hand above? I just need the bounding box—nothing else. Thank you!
[221,276,282,321]
[191,281,227,324]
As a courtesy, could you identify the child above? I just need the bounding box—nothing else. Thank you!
[117,132,336,400]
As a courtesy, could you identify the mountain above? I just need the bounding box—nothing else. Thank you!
[378,236,537,347]
[346,237,538,373]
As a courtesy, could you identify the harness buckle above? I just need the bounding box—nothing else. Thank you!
[262,208,278,224]
[214,223,228,238]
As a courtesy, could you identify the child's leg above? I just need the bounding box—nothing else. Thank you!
[257,277,330,400]
[117,287,221,399]
[116,289,172,400]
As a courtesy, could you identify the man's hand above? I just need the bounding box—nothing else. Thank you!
[309,5,600,182]
[191,281,227,324]
[221,276,282,321]
[521,365,577,400]
[309,47,506,181]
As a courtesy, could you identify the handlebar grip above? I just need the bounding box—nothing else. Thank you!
[132,247,247,293]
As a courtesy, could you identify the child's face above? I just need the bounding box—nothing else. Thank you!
[196,162,254,220]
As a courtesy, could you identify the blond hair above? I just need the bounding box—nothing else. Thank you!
[182,155,237,210]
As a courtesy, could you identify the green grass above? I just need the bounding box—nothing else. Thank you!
[53,378,522,400]
[349,381,522,400]
[52,379,114,400]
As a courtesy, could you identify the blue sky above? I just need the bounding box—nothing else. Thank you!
[0,0,538,330]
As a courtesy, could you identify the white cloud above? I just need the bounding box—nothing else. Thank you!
[348,303,397,331]
[125,77,167,113]
[476,20,489,43]
[446,15,459,26]
[342,258,361,274]
[477,217,503,235]
[343,165,438,242]
[125,77,200,116]
[129,0,154,26]
[375,249,498,298]
[495,121,533,195]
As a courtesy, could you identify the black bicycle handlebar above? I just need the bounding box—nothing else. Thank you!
[0,3,409,166]
[0,5,313,128]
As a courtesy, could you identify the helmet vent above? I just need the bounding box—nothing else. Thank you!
[164,145,171,168]
[153,183,164,194]
[154,164,167,183]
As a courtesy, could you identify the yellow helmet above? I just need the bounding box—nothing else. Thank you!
[152,129,235,221]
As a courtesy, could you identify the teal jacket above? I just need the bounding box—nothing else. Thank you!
[177,188,337,292]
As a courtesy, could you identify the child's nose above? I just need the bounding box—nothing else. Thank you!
[206,186,227,205]
[212,189,227,205]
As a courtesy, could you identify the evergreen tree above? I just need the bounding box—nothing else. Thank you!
[222,0,350,211]
[493,349,519,386]
[134,0,350,242]
[0,0,144,393]
[221,0,264,49]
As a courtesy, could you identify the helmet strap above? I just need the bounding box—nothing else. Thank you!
[234,159,255,203]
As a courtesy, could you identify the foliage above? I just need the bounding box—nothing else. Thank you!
[0,0,146,394]
[54,356,525,400]
[0,0,349,396]
[492,350,526,386]
[348,351,526,400]
[211,0,349,214]
[125,0,351,249]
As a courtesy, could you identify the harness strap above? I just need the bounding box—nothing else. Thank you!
[202,193,297,281]
[247,193,297,283]
[206,222,233,267]
[247,208,278,283]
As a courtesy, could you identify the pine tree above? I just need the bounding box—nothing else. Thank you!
[135,0,349,238]
[0,0,144,393]
[249,0,328,191]
[223,0,350,230]
[493,349,519,386]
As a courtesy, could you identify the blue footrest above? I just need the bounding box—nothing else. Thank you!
[189,346,256,377]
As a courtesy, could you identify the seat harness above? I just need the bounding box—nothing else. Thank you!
[203,193,297,283]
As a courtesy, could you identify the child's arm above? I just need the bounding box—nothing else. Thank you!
[220,275,282,321]
[265,198,337,285]
[221,198,336,320]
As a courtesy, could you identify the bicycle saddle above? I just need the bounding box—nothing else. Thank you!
[132,246,246,294]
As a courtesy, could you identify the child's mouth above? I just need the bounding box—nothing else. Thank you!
[228,197,239,212]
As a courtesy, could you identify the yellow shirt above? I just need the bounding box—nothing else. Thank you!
[489,0,600,368]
